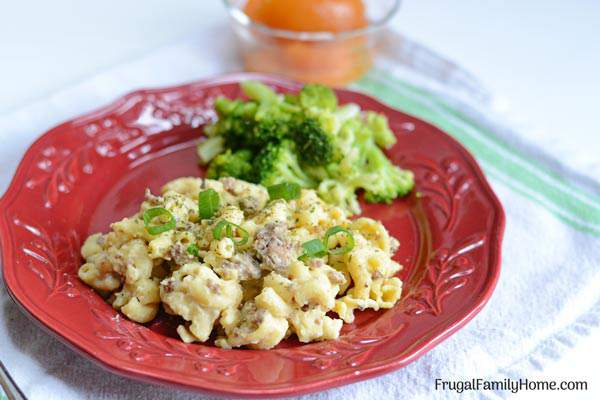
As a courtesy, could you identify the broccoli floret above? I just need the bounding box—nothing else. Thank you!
[213,114,289,150]
[302,164,330,181]
[208,87,298,150]
[203,98,261,149]
[361,146,415,203]
[252,118,289,146]
[241,81,280,103]
[299,84,338,111]
[366,112,397,149]
[253,140,316,188]
[363,169,414,203]
[241,81,302,115]
[220,116,255,149]
[213,96,241,116]
[291,117,333,166]
[284,93,300,106]
[317,179,361,215]
[205,149,254,181]
[197,136,225,165]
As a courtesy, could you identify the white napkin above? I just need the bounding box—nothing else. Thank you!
[1,24,599,400]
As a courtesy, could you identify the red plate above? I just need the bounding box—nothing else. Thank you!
[0,73,504,397]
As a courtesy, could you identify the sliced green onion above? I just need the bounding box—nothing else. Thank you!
[267,182,301,201]
[323,226,355,255]
[298,239,327,262]
[212,219,249,246]
[213,220,229,240]
[186,244,199,257]
[198,189,220,219]
[143,207,176,235]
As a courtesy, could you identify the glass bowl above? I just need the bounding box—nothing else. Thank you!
[223,0,401,86]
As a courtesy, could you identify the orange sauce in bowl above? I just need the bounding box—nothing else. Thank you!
[241,0,372,85]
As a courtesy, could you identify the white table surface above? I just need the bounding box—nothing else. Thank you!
[1,0,599,398]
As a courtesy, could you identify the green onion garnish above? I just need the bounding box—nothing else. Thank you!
[267,182,301,201]
[213,220,229,240]
[298,226,355,262]
[323,226,355,255]
[298,239,327,262]
[198,188,220,219]
[143,207,176,235]
[186,243,199,257]
[212,219,249,246]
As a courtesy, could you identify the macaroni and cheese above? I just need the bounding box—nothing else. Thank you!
[78,177,403,349]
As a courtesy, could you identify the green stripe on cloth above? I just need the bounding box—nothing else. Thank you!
[0,391,7,400]
[353,73,600,236]
[483,162,600,236]
[374,68,600,208]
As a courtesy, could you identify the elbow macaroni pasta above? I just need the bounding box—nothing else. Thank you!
[78,177,403,349]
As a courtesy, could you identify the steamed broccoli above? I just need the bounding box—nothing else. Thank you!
[360,146,414,203]
[317,179,361,215]
[201,97,257,151]
[197,136,225,165]
[252,118,289,146]
[253,140,316,188]
[365,112,397,149]
[219,106,259,149]
[299,84,338,111]
[198,80,414,214]
[241,81,280,104]
[291,117,333,166]
[213,96,244,117]
[204,83,298,151]
[242,81,300,120]
[205,149,253,181]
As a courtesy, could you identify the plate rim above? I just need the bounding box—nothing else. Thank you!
[0,72,505,397]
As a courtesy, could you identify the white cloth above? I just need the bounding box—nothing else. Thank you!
[1,24,599,400]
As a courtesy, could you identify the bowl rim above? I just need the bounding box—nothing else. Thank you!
[222,0,401,41]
